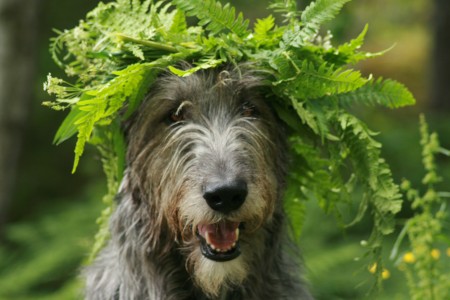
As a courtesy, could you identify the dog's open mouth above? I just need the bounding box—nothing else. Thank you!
[196,221,241,262]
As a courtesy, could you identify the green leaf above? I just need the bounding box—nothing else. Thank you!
[268,0,298,23]
[337,77,416,108]
[168,9,188,36]
[322,25,393,66]
[70,63,156,173]
[168,57,224,77]
[290,100,332,138]
[284,188,306,239]
[281,0,351,48]
[273,57,368,99]
[87,121,125,261]
[254,15,275,41]
[53,107,83,145]
[337,113,402,238]
[172,0,250,37]
[301,0,351,36]
[337,24,369,54]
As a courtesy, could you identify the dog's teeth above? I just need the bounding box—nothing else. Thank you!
[202,225,241,254]
[205,232,217,250]
[205,232,212,245]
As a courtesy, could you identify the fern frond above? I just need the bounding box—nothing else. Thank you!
[53,107,83,145]
[338,77,416,108]
[281,0,351,48]
[49,29,67,69]
[301,0,351,37]
[273,57,368,99]
[288,135,349,215]
[253,15,276,42]
[337,113,402,235]
[172,0,249,37]
[268,0,299,23]
[325,24,370,65]
[168,9,188,35]
[337,24,369,54]
[168,57,225,77]
[70,63,156,172]
[280,24,309,49]
[338,113,381,184]
[88,122,125,261]
[284,183,307,239]
[290,100,324,135]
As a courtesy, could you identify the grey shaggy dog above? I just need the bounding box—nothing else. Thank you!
[84,65,313,300]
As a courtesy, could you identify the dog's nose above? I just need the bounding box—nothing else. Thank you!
[203,180,248,214]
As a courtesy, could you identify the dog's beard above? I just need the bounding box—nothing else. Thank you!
[180,218,253,297]
[187,246,250,297]
[177,198,270,297]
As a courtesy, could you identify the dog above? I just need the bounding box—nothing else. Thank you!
[84,65,313,299]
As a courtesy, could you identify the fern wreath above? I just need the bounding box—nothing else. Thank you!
[44,0,416,286]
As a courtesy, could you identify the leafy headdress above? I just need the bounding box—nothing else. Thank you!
[44,0,415,282]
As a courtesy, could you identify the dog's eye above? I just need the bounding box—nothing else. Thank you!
[167,101,193,125]
[168,109,184,124]
[241,102,258,118]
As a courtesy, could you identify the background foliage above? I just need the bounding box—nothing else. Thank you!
[0,0,449,299]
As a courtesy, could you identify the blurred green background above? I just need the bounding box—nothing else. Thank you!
[0,0,449,299]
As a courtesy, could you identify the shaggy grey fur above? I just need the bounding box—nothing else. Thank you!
[84,66,313,300]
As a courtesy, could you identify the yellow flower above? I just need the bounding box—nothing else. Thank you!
[403,252,416,264]
[447,248,450,257]
[369,263,377,274]
[368,263,390,280]
[431,249,441,260]
[382,269,391,280]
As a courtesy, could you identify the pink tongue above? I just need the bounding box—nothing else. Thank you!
[198,221,239,249]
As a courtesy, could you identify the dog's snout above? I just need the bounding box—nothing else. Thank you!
[203,180,248,213]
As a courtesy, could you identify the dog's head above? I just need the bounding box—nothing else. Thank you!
[124,65,288,296]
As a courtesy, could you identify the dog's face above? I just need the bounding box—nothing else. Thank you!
[126,68,287,296]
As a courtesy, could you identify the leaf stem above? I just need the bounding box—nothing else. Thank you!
[283,51,301,74]
[115,33,178,53]
[438,147,450,156]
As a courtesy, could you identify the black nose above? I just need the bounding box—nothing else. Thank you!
[203,180,248,214]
